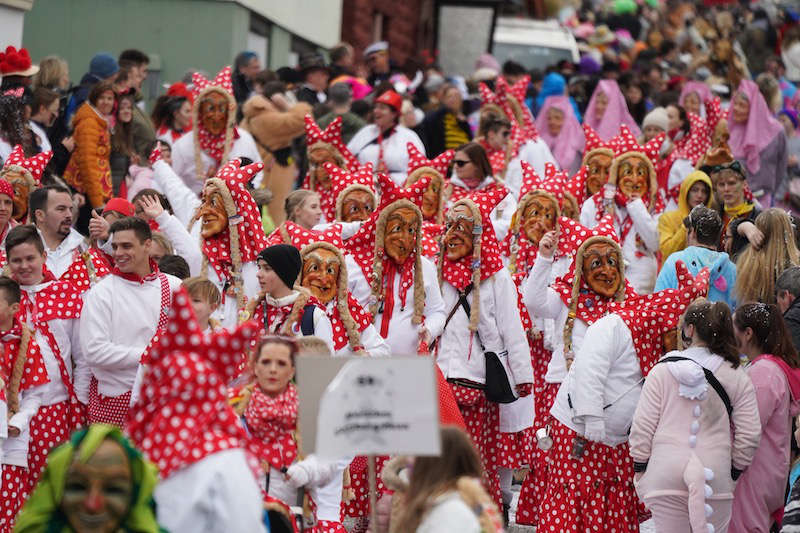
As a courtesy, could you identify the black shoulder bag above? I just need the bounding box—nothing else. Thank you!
[440,284,517,404]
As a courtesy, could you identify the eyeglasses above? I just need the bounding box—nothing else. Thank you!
[453,159,471,168]
[710,161,744,176]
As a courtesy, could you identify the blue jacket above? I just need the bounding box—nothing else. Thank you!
[654,246,737,309]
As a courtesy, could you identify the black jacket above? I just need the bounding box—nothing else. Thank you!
[418,107,472,158]
[784,295,800,354]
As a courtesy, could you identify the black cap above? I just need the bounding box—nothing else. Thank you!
[257,244,302,290]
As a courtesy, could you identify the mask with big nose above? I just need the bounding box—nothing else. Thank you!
[582,241,622,298]
[443,204,475,261]
[383,206,419,265]
[521,193,557,245]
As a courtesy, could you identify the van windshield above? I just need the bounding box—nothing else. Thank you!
[493,42,574,72]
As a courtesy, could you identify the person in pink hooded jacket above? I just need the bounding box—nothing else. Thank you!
[730,303,800,532]
[629,299,761,533]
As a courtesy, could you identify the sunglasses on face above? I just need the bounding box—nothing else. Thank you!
[710,161,744,176]
[453,159,471,168]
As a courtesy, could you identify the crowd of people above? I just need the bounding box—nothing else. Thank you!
[5,1,800,532]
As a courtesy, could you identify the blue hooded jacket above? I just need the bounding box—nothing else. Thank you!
[655,246,737,309]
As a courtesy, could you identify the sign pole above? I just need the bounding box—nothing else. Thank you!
[368,454,378,530]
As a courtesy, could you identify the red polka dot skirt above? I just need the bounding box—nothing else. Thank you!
[538,419,640,533]
[311,520,348,533]
[0,465,29,533]
[516,381,559,526]
[340,455,389,521]
[88,377,131,428]
[26,401,71,493]
[449,382,502,509]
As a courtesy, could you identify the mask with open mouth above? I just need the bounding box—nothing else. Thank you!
[301,247,340,304]
[582,241,622,298]
[444,204,475,261]
[384,206,419,264]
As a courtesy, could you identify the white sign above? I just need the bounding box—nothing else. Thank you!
[297,356,440,459]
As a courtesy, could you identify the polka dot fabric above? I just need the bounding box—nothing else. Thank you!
[565,165,590,207]
[59,249,111,293]
[1,319,49,393]
[1,143,52,185]
[25,401,71,492]
[405,142,455,176]
[127,288,260,478]
[518,161,565,204]
[88,377,131,427]
[449,382,503,509]
[611,125,664,165]
[538,419,640,532]
[582,124,614,157]
[341,455,389,521]
[242,383,298,470]
[325,162,375,205]
[304,114,360,172]
[192,66,234,99]
[0,465,29,532]
[201,159,268,283]
[0,178,12,199]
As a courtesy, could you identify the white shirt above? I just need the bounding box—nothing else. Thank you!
[550,313,642,446]
[155,448,267,533]
[80,272,182,397]
[171,129,264,195]
[580,196,660,294]
[447,175,517,242]
[29,120,52,153]
[349,256,447,356]
[347,124,425,186]
[40,228,87,279]
[417,491,481,533]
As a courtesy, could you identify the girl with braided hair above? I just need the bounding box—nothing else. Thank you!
[731,303,800,532]
[0,93,31,162]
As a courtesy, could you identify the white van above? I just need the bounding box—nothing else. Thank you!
[492,17,580,71]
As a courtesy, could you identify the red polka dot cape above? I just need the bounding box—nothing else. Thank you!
[564,165,591,207]
[18,267,83,325]
[1,143,52,185]
[201,159,268,283]
[1,317,49,394]
[479,76,540,141]
[323,161,376,223]
[59,248,111,293]
[304,114,360,172]
[660,110,715,202]
[405,142,455,176]
[127,288,261,478]
[441,185,507,290]
[263,222,374,351]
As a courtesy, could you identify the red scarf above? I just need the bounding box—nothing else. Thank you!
[244,383,299,470]
[111,259,162,284]
[197,125,240,164]
[327,295,373,351]
[157,125,186,144]
[379,257,416,338]
[1,317,49,392]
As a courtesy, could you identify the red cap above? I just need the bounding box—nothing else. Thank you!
[0,178,12,199]
[103,198,135,217]
[375,90,403,113]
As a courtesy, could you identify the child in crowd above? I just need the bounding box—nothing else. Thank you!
[182,276,222,333]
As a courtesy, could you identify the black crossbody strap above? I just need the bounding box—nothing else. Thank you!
[660,356,733,418]
[433,284,475,351]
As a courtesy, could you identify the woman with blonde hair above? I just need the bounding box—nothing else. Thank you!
[735,208,800,305]
[392,426,503,532]
[284,189,322,230]
[32,56,69,91]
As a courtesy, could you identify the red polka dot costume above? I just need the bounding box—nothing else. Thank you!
[0,318,49,531]
[437,186,534,510]
[537,243,710,532]
[303,115,360,222]
[0,177,16,269]
[404,142,453,260]
[17,268,86,492]
[128,288,267,532]
[324,162,376,224]
[0,144,52,222]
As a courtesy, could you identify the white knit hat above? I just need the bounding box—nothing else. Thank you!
[642,106,668,132]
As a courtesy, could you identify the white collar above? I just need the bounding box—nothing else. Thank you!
[265,291,299,307]
[38,227,85,254]
[449,175,495,191]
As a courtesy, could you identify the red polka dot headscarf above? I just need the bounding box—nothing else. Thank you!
[304,114,359,173]
[127,288,261,479]
[324,161,376,222]
[1,144,53,188]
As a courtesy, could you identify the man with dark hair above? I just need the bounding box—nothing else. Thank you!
[316,82,366,144]
[296,52,330,106]
[118,49,149,90]
[29,185,109,292]
[158,254,190,280]
[4,225,88,509]
[654,205,737,307]
[80,216,182,427]
[117,49,156,163]
[777,265,800,351]
[329,42,354,78]
[502,60,528,85]
[233,51,261,105]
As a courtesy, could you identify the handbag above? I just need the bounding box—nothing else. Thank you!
[439,284,517,404]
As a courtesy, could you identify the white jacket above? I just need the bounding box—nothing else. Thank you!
[580,197,660,294]
[20,281,89,405]
[170,129,263,195]
[349,256,446,356]
[504,138,558,200]
[155,448,267,533]
[347,124,424,186]
[153,211,203,275]
[447,176,517,242]
[417,491,482,533]
[2,385,45,467]
[437,269,534,432]
[324,300,391,358]
[80,272,183,397]
[522,255,588,384]
[151,159,200,227]
[550,313,643,446]
[268,454,351,522]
